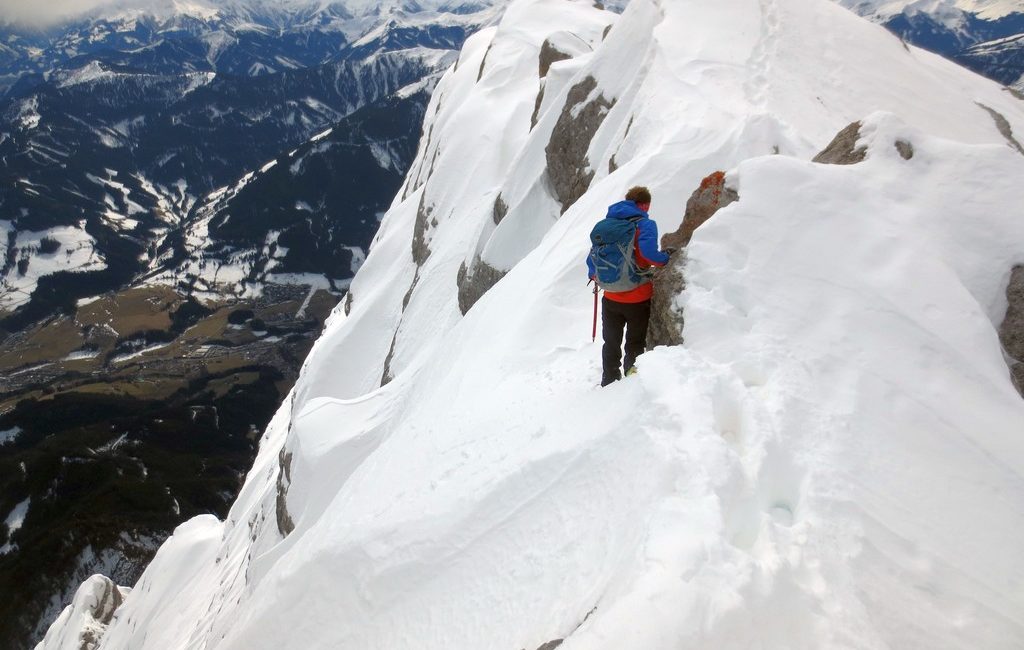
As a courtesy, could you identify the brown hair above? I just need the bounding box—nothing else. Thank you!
[625,186,651,204]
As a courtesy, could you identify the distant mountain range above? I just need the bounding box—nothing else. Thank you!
[1,0,500,334]
[840,0,1024,89]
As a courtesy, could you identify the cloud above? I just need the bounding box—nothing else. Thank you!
[1,0,120,25]
[0,0,220,26]
[0,0,143,25]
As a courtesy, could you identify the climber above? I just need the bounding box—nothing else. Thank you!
[587,186,672,386]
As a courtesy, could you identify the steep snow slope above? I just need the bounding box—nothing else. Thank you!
[39,0,1024,648]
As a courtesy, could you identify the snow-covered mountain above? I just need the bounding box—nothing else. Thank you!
[36,0,1024,647]
[0,0,502,330]
[1,0,499,87]
[839,0,1023,20]
[838,0,1024,88]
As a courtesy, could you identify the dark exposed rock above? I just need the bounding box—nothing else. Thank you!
[380,332,399,387]
[381,273,420,386]
[607,116,633,174]
[275,446,295,536]
[531,84,546,130]
[1008,87,1024,101]
[478,43,493,82]
[408,124,436,198]
[603,24,612,40]
[402,273,420,311]
[622,115,635,140]
[521,641,563,650]
[1000,265,1024,396]
[457,256,508,315]
[539,38,574,78]
[92,576,124,626]
[493,194,509,225]
[412,193,433,265]
[649,171,738,348]
[77,576,125,649]
[343,292,353,316]
[813,121,867,164]
[895,139,914,159]
[976,102,1024,155]
[545,75,616,214]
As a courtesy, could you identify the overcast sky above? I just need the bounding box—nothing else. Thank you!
[0,0,210,25]
[1,0,128,24]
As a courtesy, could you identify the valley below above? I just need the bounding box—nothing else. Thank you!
[0,282,338,645]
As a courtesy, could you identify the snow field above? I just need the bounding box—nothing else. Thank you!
[0,225,107,312]
[2,498,32,556]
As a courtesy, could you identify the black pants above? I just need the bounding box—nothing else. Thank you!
[601,297,650,384]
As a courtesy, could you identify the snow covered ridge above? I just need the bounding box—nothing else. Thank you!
[39,0,1024,648]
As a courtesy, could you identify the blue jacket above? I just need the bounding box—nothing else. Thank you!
[586,200,669,279]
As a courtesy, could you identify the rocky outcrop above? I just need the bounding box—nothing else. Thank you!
[457,256,508,315]
[1000,265,1024,396]
[275,446,295,536]
[976,102,1024,155]
[545,76,615,213]
[539,38,574,78]
[531,85,546,130]
[812,121,867,164]
[380,274,420,387]
[661,171,738,251]
[895,139,914,159]
[34,575,126,650]
[477,44,494,82]
[648,171,738,348]
[381,332,399,387]
[412,194,434,265]
[493,194,509,225]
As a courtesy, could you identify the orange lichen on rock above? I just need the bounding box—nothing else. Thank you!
[661,170,736,250]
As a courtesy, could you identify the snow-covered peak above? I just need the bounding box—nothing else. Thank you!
[837,0,1024,19]
[38,0,1024,648]
[0,0,504,28]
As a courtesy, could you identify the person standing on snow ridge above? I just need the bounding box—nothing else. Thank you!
[587,186,671,387]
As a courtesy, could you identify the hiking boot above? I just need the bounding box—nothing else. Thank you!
[600,372,621,387]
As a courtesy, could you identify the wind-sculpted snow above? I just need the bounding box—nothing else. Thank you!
[33,575,129,650]
[39,0,1024,648]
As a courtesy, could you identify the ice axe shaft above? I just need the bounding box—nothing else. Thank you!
[591,281,599,342]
